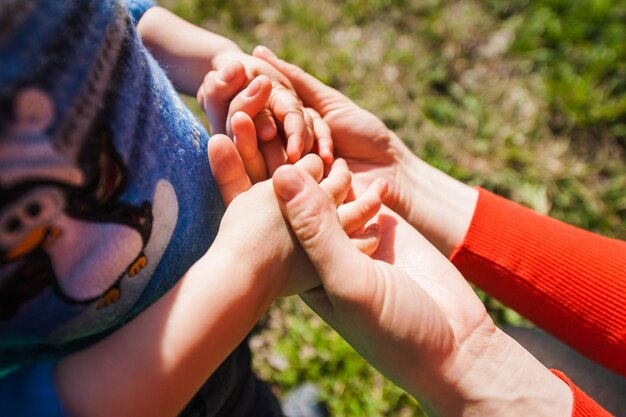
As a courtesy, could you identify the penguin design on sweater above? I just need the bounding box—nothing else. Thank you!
[0,88,173,322]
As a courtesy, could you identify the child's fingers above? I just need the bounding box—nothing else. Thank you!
[338,178,388,235]
[259,138,289,176]
[350,224,382,256]
[225,75,272,137]
[231,111,268,183]
[197,61,247,134]
[306,108,334,165]
[254,107,278,141]
[207,134,252,207]
[319,159,352,207]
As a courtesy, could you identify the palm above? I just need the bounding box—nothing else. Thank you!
[321,105,408,210]
[372,207,487,342]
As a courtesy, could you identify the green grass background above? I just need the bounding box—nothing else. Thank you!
[163,0,626,415]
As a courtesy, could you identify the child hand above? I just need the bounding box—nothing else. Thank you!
[197,54,333,165]
[206,74,383,293]
[209,131,386,296]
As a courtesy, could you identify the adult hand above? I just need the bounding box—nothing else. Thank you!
[255,46,478,256]
[272,164,573,416]
[206,75,386,296]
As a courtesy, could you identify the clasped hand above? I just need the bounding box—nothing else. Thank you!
[203,51,572,417]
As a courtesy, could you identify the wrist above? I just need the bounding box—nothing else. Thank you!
[399,151,478,257]
[211,49,248,73]
[436,319,573,417]
[199,242,281,310]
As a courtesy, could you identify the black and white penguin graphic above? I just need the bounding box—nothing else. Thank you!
[0,88,154,320]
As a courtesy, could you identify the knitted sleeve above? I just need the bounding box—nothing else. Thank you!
[125,0,156,24]
[450,188,626,376]
[551,370,614,416]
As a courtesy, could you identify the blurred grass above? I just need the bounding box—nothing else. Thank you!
[165,0,626,415]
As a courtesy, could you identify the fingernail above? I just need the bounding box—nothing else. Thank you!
[244,77,262,97]
[217,64,236,82]
[257,45,277,58]
[274,168,305,201]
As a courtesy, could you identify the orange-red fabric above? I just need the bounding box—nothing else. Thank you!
[551,370,614,416]
[450,188,626,416]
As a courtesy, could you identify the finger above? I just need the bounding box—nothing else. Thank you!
[350,224,381,256]
[207,134,252,206]
[255,81,307,162]
[253,107,278,141]
[338,178,388,235]
[231,111,267,183]
[259,138,288,176]
[294,153,324,183]
[307,108,334,165]
[197,61,247,134]
[225,75,272,137]
[253,45,352,116]
[319,159,351,206]
[282,106,307,163]
[273,165,367,298]
[302,108,315,155]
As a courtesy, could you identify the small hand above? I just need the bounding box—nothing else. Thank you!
[199,51,333,164]
[253,46,408,206]
[207,76,386,295]
[254,46,480,256]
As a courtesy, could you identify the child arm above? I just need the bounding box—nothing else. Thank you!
[136,6,241,95]
[54,240,277,417]
[137,6,320,162]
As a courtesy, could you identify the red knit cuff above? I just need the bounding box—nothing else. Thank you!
[551,369,613,416]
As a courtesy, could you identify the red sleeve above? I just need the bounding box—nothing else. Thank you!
[450,188,626,376]
[551,370,614,416]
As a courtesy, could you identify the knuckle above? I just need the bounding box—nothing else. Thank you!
[290,202,329,245]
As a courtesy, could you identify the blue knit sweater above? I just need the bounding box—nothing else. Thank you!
[0,1,228,414]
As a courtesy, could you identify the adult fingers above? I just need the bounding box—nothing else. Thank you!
[253,45,352,116]
[253,107,278,141]
[273,165,367,298]
[207,134,252,206]
[302,107,315,155]
[267,84,308,162]
[197,61,247,134]
[306,108,333,165]
[260,138,288,176]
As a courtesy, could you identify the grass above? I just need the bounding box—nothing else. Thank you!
[165,0,626,415]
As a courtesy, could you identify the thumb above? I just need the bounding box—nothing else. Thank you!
[273,165,368,298]
[253,45,351,117]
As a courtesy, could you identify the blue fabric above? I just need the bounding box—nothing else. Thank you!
[0,1,281,416]
[126,0,155,24]
[0,361,66,417]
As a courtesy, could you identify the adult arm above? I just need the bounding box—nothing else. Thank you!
[449,188,626,377]
[253,47,621,415]
[272,163,575,417]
